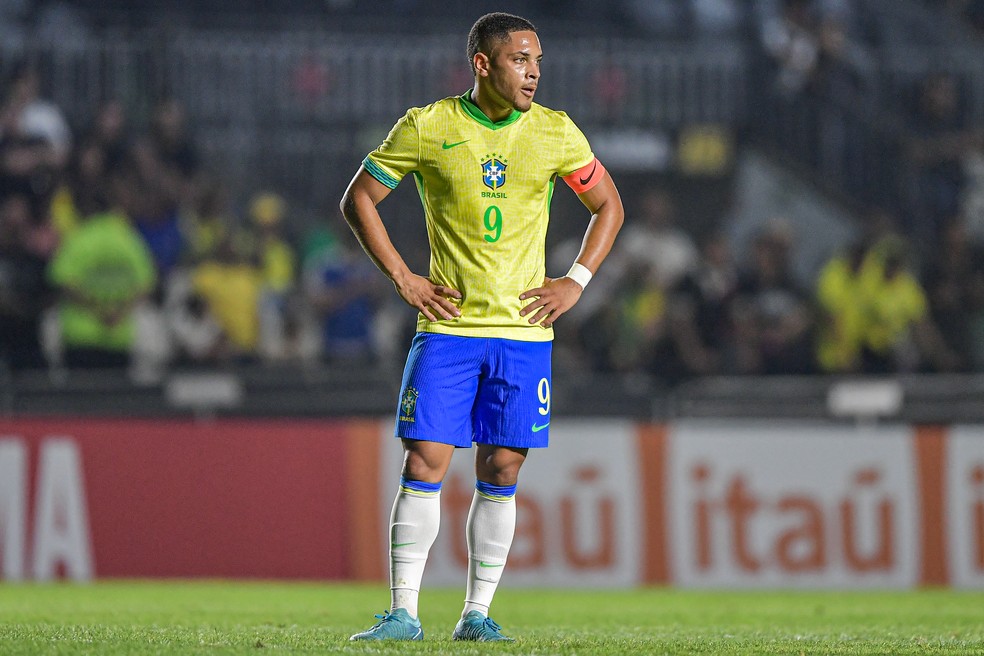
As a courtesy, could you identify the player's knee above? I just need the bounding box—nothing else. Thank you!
[401,439,454,482]
[479,467,521,487]
[477,448,527,485]
[402,451,445,483]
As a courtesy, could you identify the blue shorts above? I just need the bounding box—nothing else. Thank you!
[394,333,552,448]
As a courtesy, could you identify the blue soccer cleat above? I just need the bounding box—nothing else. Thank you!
[349,608,423,641]
[451,610,515,642]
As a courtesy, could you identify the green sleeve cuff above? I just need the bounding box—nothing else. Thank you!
[363,156,401,189]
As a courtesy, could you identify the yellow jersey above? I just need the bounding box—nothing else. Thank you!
[364,91,596,341]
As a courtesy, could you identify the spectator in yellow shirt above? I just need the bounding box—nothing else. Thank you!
[191,236,262,360]
[859,238,957,373]
[246,191,298,360]
[815,243,867,373]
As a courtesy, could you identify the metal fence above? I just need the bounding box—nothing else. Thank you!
[751,40,984,227]
[1,30,748,213]
[877,46,984,126]
[4,26,982,233]
[13,32,978,135]
[6,32,749,127]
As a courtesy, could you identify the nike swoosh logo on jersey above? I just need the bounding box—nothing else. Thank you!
[531,422,550,433]
[442,139,470,149]
[579,160,598,186]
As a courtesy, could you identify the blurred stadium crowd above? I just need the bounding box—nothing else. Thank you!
[1,0,984,384]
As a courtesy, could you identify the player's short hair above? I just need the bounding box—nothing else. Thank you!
[467,12,537,74]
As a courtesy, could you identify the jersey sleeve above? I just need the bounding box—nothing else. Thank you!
[363,109,420,189]
[557,115,596,178]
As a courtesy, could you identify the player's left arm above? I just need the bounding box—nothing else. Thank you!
[520,165,624,327]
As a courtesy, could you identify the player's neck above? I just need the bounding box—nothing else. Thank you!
[469,85,513,124]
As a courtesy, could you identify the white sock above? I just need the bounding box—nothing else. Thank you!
[462,485,516,618]
[389,482,441,618]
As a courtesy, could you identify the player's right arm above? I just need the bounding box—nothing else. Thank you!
[339,168,462,322]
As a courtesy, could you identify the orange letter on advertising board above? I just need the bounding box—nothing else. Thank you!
[841,468,894,572]
[691,464,714,571]
[775,497,825,572]
[560,467,615,569]
[725,476,762,572]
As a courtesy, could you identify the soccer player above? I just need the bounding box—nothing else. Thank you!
[342,12,623,642]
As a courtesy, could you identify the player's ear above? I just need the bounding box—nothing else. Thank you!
[473,52,490,78]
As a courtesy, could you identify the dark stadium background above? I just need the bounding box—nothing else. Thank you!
[1,0,984,595]
[2,0,982,421]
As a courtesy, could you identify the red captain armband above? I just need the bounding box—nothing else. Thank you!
[562,157,606,194]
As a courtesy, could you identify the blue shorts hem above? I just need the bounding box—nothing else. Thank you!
[393,432,549,449]
[394,431,472,448]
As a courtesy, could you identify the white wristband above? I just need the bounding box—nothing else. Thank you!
[565,262,593,289]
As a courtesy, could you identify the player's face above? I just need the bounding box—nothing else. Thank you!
[486,30,541,114]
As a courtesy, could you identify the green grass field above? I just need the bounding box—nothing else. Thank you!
[1,582,983,655]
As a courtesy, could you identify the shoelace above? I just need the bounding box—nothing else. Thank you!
[482,617,502,633]
[371,611,396,628]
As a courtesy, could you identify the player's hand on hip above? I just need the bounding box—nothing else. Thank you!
[395,273,462,322]
[519,276,583,328]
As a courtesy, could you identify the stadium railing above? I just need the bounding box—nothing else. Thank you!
[5,26,980,219]
[3,364,984,424]
[0,30,748,206]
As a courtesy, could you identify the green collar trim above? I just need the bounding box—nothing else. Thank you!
[458,90,522,130]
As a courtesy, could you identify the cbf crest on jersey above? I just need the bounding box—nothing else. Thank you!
[481,154,508,190]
